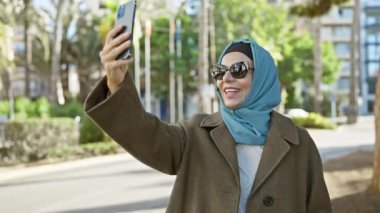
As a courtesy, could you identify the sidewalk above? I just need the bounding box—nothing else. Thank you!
[308,115,375,160]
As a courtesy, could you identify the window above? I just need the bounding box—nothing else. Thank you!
[338,8,353,19]
[335,43,351,56]
[333,26,351,37]
[341,60,351,73]
[367,62,380,77]
[337,78,350,90]
[367,44,380,60]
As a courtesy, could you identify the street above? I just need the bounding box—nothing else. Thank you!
[0,116,375,213]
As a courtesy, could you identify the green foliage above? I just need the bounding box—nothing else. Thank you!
[322,42,340,84]
[35,97,51,118]
[290,0,350,18]
[278,33,314,87]
[51,101,83,118]
[1,118,78,163]
[215,0,293,62]
[0,100,9,116]
[292,112,337,129]
[47,141,121,160]
[140,11,199,98]
[14,97,34,119]
[0,97,53,120]
[80,141,121,156]
[79,115,106,144]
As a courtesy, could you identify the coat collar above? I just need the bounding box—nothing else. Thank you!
[200,111,300,196]
[200,111,299,145]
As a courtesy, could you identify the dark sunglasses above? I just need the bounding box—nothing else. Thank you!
[210,61,254,80]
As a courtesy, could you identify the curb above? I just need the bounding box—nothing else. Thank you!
[0,153,132,184]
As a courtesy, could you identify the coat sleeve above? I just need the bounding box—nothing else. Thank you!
[84,73,186,175]
[304,130,332,213]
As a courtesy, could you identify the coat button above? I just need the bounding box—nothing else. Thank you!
[263,196,274,207]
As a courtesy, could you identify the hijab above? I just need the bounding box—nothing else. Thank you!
[216,38,281,145]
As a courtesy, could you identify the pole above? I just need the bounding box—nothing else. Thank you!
[197,0,210,113]
[313,18,322,113]
[145,19,152,112]
[347,0,360,124]
[176,19,184,120]
[169,17,176,123]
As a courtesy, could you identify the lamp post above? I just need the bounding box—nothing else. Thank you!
[145,19,152,112]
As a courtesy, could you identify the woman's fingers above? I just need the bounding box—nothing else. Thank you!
[103,40,132,62]
[103,31,131,54]
[105,57,134,74]
[105,25,123,44]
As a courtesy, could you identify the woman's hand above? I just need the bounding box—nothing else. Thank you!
[99,26,134,94]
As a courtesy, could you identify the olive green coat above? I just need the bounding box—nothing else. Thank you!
[84,74,331,213]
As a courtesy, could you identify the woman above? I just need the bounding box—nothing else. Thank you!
[85,26,331,213]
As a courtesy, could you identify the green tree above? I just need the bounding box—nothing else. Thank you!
[290,0,349,113]
[64,9,104,102]
[214,0,293,62]
[142,13,198,99]
[278,34,339,109]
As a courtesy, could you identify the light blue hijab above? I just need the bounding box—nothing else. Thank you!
[216,38,281,145]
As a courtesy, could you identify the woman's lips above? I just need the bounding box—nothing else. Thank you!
[223,87,240,98]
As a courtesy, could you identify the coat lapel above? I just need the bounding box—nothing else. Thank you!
[201,113,240,184]
[251,111,299,195]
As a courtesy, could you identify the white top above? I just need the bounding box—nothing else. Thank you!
[236,144,263,213]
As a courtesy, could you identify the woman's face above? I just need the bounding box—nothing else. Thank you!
[217,52,253,109]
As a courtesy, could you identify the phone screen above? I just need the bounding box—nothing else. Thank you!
[115,0,137,60]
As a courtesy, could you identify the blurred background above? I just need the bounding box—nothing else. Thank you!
[0,0,379,212]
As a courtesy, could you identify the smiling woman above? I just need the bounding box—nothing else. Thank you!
[85,27,331,213]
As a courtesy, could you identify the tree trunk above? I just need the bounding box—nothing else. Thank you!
[369,73,380,193]
[24,0,32,97]
[50,0,64,104]
[313,18,322,114]
[347,0,360,124]
[197,0,210,113]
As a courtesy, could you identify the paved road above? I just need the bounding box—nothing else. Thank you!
[0,116,375,213]
[0,154,174,213]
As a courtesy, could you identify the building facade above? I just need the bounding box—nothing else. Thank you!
[362,0,380,114]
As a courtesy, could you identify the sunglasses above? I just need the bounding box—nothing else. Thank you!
[210,61,254,80]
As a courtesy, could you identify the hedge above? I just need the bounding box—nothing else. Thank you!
[0,118,79,164]
[291,112,337,129]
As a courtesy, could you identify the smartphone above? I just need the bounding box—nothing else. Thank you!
[115,0,137,60]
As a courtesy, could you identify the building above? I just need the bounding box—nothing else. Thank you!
[319,0,359,115]
[362,0,380,114]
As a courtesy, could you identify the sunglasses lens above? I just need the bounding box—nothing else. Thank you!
[210,62,250,80]
[211,64,227,80]
[230,62,248,79]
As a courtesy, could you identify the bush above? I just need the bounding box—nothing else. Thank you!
[35,97,51,118]
[79,115,106,144]
[0,97,53,119]
[0,118,79,164]
[292,112,337,129]
[47,141,122,160]
[14,97,33,120]
[51,101,83,118]
[80,141,121,156]
[0,100,10,116]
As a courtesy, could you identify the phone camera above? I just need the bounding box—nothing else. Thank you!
[117,5,125,18]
